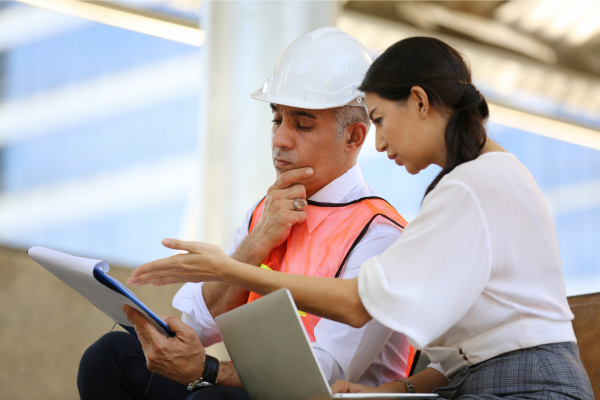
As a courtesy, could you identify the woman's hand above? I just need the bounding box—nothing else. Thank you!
[331,380,380,394]
[127,239,230,286]
[332,380,408,394]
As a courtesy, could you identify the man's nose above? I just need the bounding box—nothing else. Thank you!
[272,119,295,149]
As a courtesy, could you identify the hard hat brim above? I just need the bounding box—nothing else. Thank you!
[250,89,366,110]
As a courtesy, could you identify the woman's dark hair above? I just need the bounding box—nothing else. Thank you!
[358,37,489,199]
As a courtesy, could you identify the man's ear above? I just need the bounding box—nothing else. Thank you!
[344,122,367,153]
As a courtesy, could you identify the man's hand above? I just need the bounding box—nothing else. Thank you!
[202,166,313,318]
[123,304,206,384]
[246,166,314,259]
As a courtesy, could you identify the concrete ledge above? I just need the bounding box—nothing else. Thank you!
[0,245,184,399]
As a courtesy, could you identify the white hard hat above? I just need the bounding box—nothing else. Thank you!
[250,27,373,110]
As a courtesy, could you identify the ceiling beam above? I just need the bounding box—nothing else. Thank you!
[16,0,204,46]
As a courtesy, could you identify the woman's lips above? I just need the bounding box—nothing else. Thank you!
[388,154,403,166]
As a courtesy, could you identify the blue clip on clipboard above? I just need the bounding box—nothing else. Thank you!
[93,267,176,337]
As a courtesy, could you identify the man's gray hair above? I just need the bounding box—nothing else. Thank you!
[331,105,371,140]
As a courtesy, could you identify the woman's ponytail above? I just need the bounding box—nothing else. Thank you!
[425,84,489,196]
[358,37,490,200]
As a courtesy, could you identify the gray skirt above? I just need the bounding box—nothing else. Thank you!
[433,342,593,400]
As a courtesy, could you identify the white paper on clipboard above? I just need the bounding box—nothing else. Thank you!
[27,246,174,337]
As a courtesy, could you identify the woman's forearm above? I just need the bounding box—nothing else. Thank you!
[409,367,449,393]
[221,258,372,328]
[375,368,448,393]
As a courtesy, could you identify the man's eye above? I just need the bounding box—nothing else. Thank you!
[272,119,282,124]
[296,124,310,130]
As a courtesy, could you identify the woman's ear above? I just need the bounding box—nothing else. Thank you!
[410,86,430,119]
[344,122,367,152]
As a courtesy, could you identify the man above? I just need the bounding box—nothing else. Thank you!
[78,28,414,400]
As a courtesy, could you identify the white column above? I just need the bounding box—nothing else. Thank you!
[198,1,338,249]
[187,0,337,361]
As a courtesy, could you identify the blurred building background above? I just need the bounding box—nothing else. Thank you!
[1,0,598,292]
[0,1,599,398]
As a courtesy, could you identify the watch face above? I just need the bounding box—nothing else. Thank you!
[188,379,214,392]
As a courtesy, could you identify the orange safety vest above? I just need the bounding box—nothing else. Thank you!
[247,196,417,378]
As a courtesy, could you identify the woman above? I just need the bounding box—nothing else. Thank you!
[129,37,593,398]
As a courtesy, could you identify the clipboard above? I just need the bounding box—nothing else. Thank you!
[28,246,175,338]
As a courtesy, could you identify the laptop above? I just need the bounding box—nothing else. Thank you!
[215,288,438,400]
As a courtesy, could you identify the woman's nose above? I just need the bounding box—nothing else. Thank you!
[375,136,387,153]
[375,128,386,152]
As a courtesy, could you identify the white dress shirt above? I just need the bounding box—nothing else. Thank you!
[173,163,412,386]
[359,153,576,378]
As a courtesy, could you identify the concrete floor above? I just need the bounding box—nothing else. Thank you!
[0,245,227,400]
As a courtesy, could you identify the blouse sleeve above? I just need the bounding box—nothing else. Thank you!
[358,181,492,349]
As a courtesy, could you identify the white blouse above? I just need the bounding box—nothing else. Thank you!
[358,152,576,378]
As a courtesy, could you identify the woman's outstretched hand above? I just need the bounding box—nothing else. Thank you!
[127,239,229,287]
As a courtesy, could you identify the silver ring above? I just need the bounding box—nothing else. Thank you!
[293,198,306,211]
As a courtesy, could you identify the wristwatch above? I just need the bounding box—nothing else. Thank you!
[187,355,220,392]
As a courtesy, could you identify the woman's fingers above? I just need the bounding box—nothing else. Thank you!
[129,254,192,284]
[331,380,352,393]
[331,380,377,394]
[128,268,183,286]
[128,240,227,286]
[152,276,187,286]
[162,238,199,253]
[129,255,217,286]
[131,255,178,278]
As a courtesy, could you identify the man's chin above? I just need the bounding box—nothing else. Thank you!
[274,163,295,174]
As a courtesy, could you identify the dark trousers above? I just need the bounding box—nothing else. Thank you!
[78,331,249,400]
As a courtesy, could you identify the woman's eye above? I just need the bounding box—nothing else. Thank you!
[373,118,382,126]
[272,119,282,124]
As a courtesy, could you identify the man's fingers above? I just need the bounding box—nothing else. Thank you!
[122,305,164,347]
[266,183,306,210]
[290,210,307,224]
[272,167,314,189]
[123,304,152,331]
[163,315,198,340]
[285,184,307,202]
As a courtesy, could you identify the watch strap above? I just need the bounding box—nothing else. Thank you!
[187,355,220,392]
[202,355,219,385]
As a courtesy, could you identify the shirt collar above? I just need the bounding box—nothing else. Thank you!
[308,163,365,203]
[305,163,365,233]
